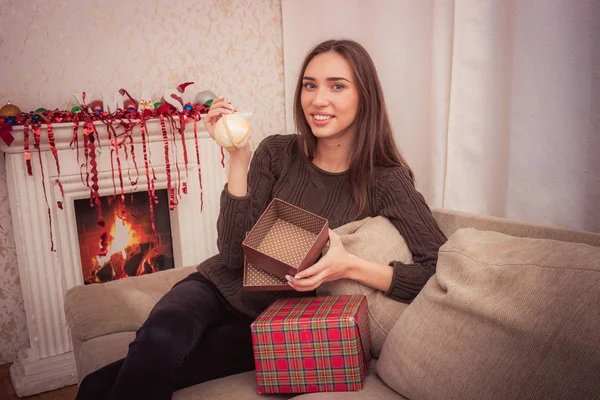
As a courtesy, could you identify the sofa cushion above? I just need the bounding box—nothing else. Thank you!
[290,360,406,399]
[432,208,600,246]
[173,370,292,400]
[377,228,600,400]
[75,331,135,384]
[317,216,412,357]
[65,266,196,342]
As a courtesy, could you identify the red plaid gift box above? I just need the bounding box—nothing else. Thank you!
[251,295,371,394]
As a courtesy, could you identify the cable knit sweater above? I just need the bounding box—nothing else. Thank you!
[197,134,447,318]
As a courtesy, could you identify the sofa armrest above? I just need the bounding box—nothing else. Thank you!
[65,266,196,342]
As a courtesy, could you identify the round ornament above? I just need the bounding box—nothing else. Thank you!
[0,101,22,118]
[89,100,103,114]
[35,108,47,114]
[71,106,81,113]
[123,98,137,112]
[213,114,252,151]
[196,90,217,106]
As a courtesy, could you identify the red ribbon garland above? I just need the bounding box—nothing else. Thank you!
[23,124,33,176]
[32,124,56,252]
[140,121,157,244]
[56,179,64,210]
[45,122,65,209]
[46,123,60,175]
[82,128,92,206]
[104,119,126,210]
[15,96,215,255]
[122,118,139,187]
[159,115,175,210]
[84,121,108,256]
[192,115,204,211]
[177,113,189,195]
[168,116,182,206]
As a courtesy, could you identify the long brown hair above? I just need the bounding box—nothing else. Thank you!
[293,39,414,216]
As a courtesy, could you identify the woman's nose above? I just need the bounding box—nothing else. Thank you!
[312,88,329,106]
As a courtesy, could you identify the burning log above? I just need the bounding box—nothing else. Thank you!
[151,254,174,272]
[109,251,126,279]
[123,242,151,276]
[93,262,115,283]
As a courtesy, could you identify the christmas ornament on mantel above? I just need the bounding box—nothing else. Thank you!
[0,83,237,256]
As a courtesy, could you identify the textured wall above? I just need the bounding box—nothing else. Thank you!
[0,159,27,365]
[0,0,286,364]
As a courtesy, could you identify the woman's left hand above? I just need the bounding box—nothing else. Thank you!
[287,230,354,291]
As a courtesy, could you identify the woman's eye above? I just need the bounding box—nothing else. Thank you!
[332,84,344,90]
[303,83,316,89]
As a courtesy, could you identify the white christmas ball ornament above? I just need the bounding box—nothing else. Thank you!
[196,90,217,105]
[214,114,252,150]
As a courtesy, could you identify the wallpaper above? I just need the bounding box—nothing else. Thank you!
[0,0,286,364]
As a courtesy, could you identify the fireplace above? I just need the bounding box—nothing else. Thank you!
[75,190,174,284]
[0,120,227,396]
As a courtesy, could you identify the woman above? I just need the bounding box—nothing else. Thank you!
[76,39,446,399]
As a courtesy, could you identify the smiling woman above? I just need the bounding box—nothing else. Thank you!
[300,52,360,146]
[75,39,447,400]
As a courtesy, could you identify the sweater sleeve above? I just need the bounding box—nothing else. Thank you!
[216,134,291,271]
[376,167,447,302]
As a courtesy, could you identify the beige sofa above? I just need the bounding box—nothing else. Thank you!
[64,208,600,400]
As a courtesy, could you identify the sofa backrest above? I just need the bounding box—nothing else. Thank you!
[432,208,600,247]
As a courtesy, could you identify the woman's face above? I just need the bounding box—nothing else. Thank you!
[301,51,360,141]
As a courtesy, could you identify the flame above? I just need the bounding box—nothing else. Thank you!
[95,213,140,266]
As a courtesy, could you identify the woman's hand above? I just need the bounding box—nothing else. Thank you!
[202,97,236,141]
[204,97,251,196]
[287,230,354,291]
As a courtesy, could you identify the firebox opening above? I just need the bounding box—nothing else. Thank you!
[75,190,174,284]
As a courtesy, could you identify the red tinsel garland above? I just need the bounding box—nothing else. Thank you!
[3,92,212,256]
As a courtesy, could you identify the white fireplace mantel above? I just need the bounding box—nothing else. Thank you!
[1,119,227,396]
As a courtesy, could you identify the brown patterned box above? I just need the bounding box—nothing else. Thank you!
[243,258,291,291]
[242,198,329,286]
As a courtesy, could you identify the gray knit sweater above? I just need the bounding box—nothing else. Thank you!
[197,134,447,318]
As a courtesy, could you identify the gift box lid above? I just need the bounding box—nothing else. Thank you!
[253,294,368,326]
[242,198,329,280]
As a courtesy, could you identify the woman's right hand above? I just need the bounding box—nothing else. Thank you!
[202,97,235,140]
[203,97,251,196]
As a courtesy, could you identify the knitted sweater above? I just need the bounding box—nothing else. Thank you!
[197,134,447,318]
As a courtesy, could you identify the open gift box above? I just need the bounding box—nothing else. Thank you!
[242,198,329,290]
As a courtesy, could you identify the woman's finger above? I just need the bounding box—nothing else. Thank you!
[293,258,328,280]
[206,107,233,118]
[292,270,326,291]
[209,98,233,111]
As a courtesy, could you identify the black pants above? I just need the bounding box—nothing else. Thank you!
[75,272,255,400]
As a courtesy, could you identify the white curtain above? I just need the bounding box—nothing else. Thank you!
[282,0,600,233]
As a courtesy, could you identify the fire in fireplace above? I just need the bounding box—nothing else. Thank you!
[75,190,174,284]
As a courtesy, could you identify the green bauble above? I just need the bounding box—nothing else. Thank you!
[35,108,47,114]
[205,99,213,107]
[71,106,81,113]
[154,102,163,109]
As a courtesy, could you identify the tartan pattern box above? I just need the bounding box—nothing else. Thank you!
[251,295,371,394]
